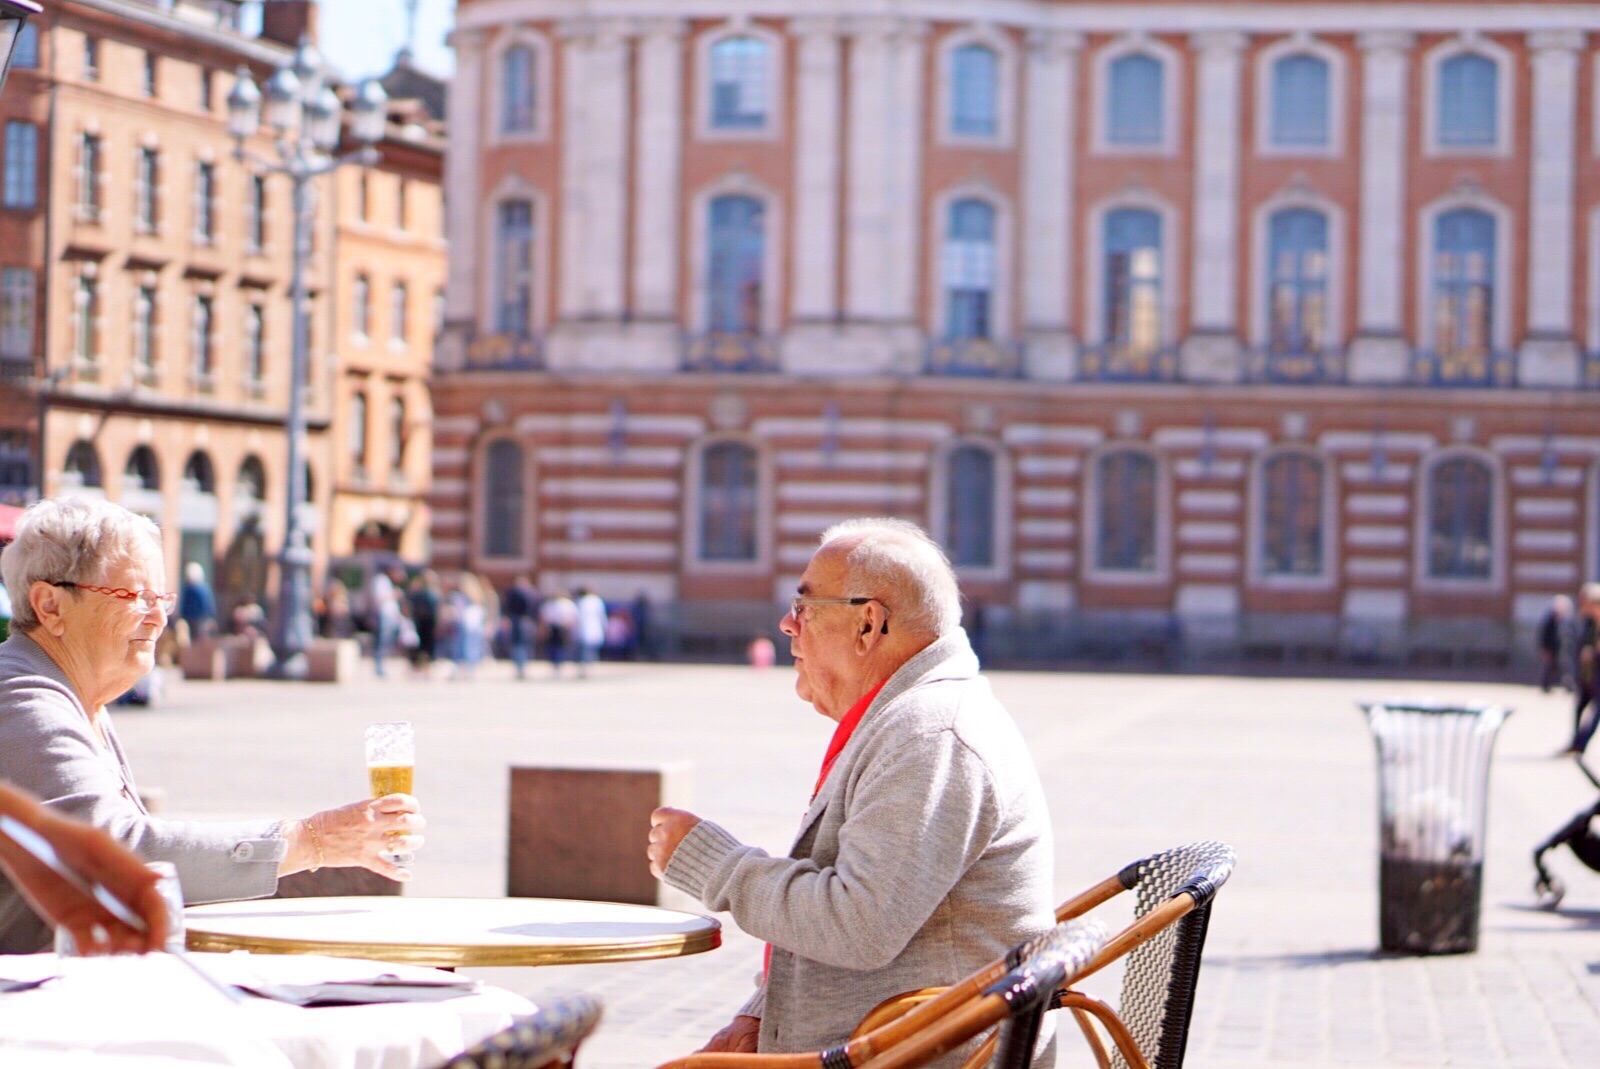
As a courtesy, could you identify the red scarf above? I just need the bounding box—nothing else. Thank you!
[766,679,889,978]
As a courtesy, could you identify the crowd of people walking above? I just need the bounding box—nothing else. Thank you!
[312,568,650,681]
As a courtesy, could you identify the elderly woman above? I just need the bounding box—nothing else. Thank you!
[0,497,424,953]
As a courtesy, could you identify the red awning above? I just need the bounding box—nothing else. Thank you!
[0,503,23,542]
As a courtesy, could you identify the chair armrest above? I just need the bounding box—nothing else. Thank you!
[850,989,946,1038]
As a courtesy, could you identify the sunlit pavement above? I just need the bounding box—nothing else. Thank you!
[116,657,1600,1067]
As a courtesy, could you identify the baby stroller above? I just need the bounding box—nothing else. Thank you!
[1533,757,1600,909]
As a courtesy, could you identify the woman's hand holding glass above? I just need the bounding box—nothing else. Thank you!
[286,796,424,881]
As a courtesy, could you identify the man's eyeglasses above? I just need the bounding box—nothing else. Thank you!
[47,580,177,615]
[789,595,890,634]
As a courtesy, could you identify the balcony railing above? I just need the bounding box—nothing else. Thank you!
[682,332,780,372]
[463,331,544,371]
[1410,349,1515,387]
[925,337,1024,378]
[1242,347,1346,385]
[1078,344,1180,383]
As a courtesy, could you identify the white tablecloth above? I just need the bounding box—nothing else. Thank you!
[0,951,536,1069]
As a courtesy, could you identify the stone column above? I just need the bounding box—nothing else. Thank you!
[789,18,842,324]
[1347,31,1413,382]
[843,20,893,324]
[579,20,631,320]
[1181,31,1246,382]
[631,18,685,322]
[438,28,485,369]
[1021,29,1081,382]
[830,17,924,374]
[1519,29,1584,386]
[555,21,592,322]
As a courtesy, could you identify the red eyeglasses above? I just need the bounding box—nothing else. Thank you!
[47,580,177,614]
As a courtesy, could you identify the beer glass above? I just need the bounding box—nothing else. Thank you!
[364,721,415,867]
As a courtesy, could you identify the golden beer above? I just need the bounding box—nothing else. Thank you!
[368,764,414,797]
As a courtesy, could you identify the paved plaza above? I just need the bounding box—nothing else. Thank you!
[112,658,1600,1068]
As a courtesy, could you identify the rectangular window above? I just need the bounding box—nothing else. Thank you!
[349,392,368,467]
[245,303,265,383]
[77,133,102,220]
[0,268,33,361]
[192,294,213,379]
[496,200,534,335]
[83,37,99,81]
[193,161,215,242]
[136,147,159,232]
[199,68,213,112]
[389,281,408,346]
[132,284,157,374]
[3,122,37,209]
[73,273,98,362]
[12,24,37,70]
[396,179,408,231]
[352,275,370,338]
[710,37,770,130]
[246,175,266,251]
[142,53,158,97]
[0,431,31,494]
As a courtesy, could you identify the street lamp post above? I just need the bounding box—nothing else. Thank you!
[227,41,387,678]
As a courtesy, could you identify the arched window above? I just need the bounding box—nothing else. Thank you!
[944,199,996,341]
[183,450,215,493]
[1437,53,1497,147]
[1106,53,1163,146]
[500,44,535,134]
[709,36,769,130]
[946,445,996,568]
[389,397,405,472]
[1269,53,1330,148]
[1267,208,1329,355]
[237,455,266,504]
[349,392,367,468]
[1426,456,1493,579]
[950,44,999,137]
[1433,208,1495,363]
[64,441,102,488]
[13,23,37,70]
[1104,208,1163,357]
[707,194,764,334]
[124,445,160,490]
[496,199,533,335]
[1096,450,1157,572]
[699,441,758,562]
[482,439,523,558]
[1260,453,1324,577]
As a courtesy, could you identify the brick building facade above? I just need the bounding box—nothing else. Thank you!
[0,0,443,622]
[432,0,1600,664]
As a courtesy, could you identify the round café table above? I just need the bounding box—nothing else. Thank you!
[185,895,721,968]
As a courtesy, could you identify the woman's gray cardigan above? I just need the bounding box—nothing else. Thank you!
[663,630,1056,1058]
[0,633,282,952]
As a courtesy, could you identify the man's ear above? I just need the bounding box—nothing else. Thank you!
[28,581,67,638]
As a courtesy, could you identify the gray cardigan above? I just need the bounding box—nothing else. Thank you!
[664,630,1056,1059]
[0,633,283,952]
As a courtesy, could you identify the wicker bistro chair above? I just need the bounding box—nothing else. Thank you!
[655,919,1106,1069]
[434,993,603,1069]
[853,841,1236,1069]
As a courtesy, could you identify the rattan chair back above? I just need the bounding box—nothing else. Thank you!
[436,993,603,1069]
[1058,840,1235,1069]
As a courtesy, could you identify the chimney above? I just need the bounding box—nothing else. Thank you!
[259,0,319,48]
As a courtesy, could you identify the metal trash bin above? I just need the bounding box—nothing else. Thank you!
[1360,700,1511,954]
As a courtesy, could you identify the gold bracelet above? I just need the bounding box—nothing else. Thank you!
[304,815,325,873]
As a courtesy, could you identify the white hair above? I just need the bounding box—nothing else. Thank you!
[817,518,962,637]
[1,497,162,633]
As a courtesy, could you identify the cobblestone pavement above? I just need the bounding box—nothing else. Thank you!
[114,659,1600,1068]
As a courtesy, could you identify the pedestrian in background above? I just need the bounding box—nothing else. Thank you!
[503,575,539,680]
[446,573,487,682]
[574,587,606,679]
[368,567,403,678]
[540,590,577,678]
[178,562,216,646]
[407,570,440,675]
[1539,594,1575,694]
[1566,583,1600,754]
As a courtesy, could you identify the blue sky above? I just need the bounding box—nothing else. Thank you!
[279,0,457,81]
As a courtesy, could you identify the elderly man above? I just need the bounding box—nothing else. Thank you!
[648,518,1054,1060]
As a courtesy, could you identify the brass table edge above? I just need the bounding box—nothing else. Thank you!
[185,927,722,968]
